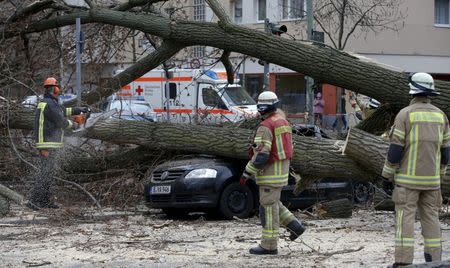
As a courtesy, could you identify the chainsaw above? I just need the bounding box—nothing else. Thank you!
[72,109,117,133]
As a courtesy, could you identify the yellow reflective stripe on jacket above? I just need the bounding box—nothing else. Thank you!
[395,174,441,185]
[424,238,442,248]
[256,175,289,184]
[245,162,258,175]
[444,132,450,142]
[37,102,47,144]
[407,124,419,176]
[36,142,64,148]
[409,111,444,124]
[274,125,291,135]
[393,128,405,140]
[274,126,289,159]
[382,164,395,174]
[65,108,73,117]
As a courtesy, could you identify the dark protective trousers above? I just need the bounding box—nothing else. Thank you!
[29,152,58,207]
[259,185,302,250]
[393,186,442,264]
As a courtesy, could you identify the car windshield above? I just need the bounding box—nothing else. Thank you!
[220,86,256,106]
[110,101,152,116]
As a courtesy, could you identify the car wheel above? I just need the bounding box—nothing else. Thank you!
[353,181,374,204]
[162,208,189,219]
[219,182,254,220]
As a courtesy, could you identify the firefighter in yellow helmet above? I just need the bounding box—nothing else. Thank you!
[241,91,305,255]
[382,72,450,267]
[28,77,89,210]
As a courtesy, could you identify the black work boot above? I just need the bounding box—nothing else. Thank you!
[249,245,278,255]
[286,220,306,241]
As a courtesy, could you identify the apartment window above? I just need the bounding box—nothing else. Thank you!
[193,46,205,58]
[435,0,450,24]
[258,0,266,21]
[234,0,243,23]
[193,0,205,21]
[281,0,305,19]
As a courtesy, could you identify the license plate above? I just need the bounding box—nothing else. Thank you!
[151,185,171,194]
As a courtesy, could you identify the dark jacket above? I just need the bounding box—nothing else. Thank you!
[34,93,82,149]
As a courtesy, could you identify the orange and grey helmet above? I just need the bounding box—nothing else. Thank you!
[43,77,58,87]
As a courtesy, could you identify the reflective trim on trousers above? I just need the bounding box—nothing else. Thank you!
[424,238,442,248]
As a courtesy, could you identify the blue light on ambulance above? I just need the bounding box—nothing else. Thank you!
[204,70,218,80]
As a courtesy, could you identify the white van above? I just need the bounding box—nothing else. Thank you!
[118,69,258,124]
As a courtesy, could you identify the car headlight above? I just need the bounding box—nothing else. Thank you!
[185,168,217,179]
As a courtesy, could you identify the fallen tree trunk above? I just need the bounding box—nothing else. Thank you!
[315,198,353,218]
[344,128,450,197]
[84,119,372,188]
[0,183,25,205]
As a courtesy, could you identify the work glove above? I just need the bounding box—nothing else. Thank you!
[240,170,253,185]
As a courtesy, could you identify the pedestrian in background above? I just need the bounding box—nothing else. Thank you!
[313,92,325,127]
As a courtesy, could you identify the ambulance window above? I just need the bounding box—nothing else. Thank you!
[203,87,226,109]
[165,83,177,99]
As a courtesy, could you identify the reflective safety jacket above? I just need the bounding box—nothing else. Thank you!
[34,94,80,149]
[245,109,293,187]
[382,97,450,190]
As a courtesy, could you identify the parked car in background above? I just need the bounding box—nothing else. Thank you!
[107,97,156,122]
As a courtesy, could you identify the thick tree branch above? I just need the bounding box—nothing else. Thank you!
[205,0,231,25]
[113,0,164,11]
[219,50,233,84]
[7,0,55,23]
[2,9,449,115]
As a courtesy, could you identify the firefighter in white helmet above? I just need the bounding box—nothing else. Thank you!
[241,91,305,255]
[382,72,449,267]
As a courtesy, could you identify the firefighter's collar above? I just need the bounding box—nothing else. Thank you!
[410,96,430,105]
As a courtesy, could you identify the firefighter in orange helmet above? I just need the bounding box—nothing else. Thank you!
[28,77,89,210]
[241,91,305,255]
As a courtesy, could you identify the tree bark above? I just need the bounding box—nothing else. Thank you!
[344,128,450,196]
[315,198,353,218]
[82,119,370,185]
[0,183,25,205]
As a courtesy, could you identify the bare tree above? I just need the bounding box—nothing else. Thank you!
[313,0,407,50]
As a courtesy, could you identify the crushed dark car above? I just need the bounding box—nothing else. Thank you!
[144,124,372,219]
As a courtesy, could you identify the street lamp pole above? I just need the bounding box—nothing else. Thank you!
[305,0,314,124]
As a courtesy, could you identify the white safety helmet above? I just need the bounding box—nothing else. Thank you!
[408,72,439,96]
[257,91,279,115]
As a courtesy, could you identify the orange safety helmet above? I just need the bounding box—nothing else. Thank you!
[43,77,61,96]
[43,77,58,87]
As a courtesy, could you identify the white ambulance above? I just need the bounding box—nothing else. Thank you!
[117,69,258,124]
